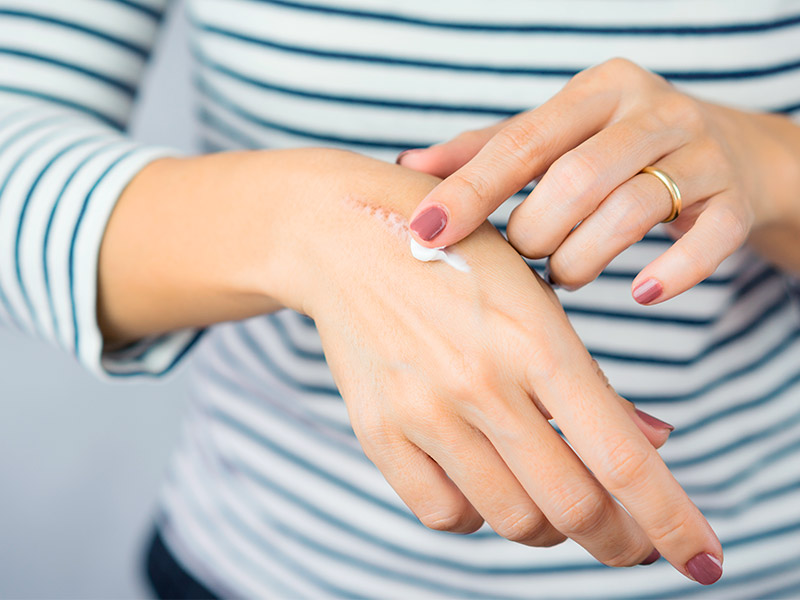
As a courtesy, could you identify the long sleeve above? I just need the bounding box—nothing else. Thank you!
[0,0,201,378]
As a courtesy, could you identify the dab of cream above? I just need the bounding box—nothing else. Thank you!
[409,238,470,273]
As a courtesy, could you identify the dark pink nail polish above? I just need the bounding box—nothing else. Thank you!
[396,149,420,165]
[687,553,722,585]
[635,408,675,433]
[633,278,663,304]
[410,205,448,241]
[640,549,661,565]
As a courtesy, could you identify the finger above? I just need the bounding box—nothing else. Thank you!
[538,278,674,449]
[547,140,728,290]
[631,194,752,305]
[396,119,511,178]
[470,389,657,567]
[507,113,689,260]
[408,79,622,247]
[363,432,485,533]
[529,333,723,583]
[406,418,566,547]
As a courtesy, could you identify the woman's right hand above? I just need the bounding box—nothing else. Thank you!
[99,148,722,584]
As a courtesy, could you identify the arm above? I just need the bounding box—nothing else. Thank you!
[0,0,192,376]
[402,58,800,299]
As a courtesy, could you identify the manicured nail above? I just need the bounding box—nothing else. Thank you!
[410,205,448,241]
[633,278,663,304]
[396,149,420,165]
[640,549,661,565]
[686,553,722,585]
[635,408,675,433]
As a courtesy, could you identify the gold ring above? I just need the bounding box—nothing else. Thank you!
[641,166,682,223]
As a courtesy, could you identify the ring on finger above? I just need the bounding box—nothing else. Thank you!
[641,166,682,223]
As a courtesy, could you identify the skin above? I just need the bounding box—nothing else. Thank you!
[98,148,717,583]
[404,58,800,301]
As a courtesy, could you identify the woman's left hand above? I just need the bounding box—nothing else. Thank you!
[401,58,800,303]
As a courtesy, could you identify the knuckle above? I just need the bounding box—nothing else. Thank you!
[493,509,551,544]
[598,436,654,492]
[711,203,749,244]
[494,117,547,163]
[418,506,482,533]
[676,242,716,281]
[553,490,612,537]
[647,507,696,548]
[507,212,555,258]
[658,93,705,132]
[601,544,650,568]
[548,151,603,202]
[597,57,646,83]
[449,169,494,208]
[548,250,595,290]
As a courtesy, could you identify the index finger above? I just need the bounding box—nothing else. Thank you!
[532,328,723,585]
[408,76,621,248]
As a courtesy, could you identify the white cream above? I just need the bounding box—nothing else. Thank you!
[409,238,470,273]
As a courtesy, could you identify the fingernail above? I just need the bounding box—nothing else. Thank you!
[686,553,723,585]
[410,205,448,242]
[632,278,663,304]
[635,408,675,433]
[396,149,420,165]
[639,549,661,565]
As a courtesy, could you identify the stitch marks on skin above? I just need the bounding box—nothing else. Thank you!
[345,196,410,241]
[345,196,470,272]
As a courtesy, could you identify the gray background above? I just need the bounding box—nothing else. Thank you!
[0,3,195,597]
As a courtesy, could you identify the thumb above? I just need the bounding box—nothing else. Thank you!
[397,120,509,178]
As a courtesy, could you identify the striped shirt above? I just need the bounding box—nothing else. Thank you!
[1,0,800,598]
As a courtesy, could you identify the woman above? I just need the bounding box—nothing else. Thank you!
[1,0,799,597]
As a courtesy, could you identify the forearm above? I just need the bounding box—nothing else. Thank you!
[97,148,442,346]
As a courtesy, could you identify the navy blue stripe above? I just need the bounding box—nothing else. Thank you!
[225,425,800,582]
[701,474,800,519]
[14,133,107,335]
[0,9,148,58]
[0,114,71,328]
[682,436,800,496]
[199,343,353,437]
[671,369,800,444]
[753,579,800,600]
[104,329,206,377]
[627,326,800,404]
[69,147,140,357]
[233,321,341,396]
[198,107,266,149]
[0,47,137,96]
[222,462,511,599]
[0,85,123,129]
[589,291,790,366]
[231,456,604,577]
[163,475,307,599]
[42,140,123,343]
[193,45,519,117]
[113,0,164,21]
[198,75,425,149]
[196,45,800,136]
[636,552,800,600]
[196,19,800,82]
[203,491,372,599]
[250,0,800,36]
[264,313,323,361]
